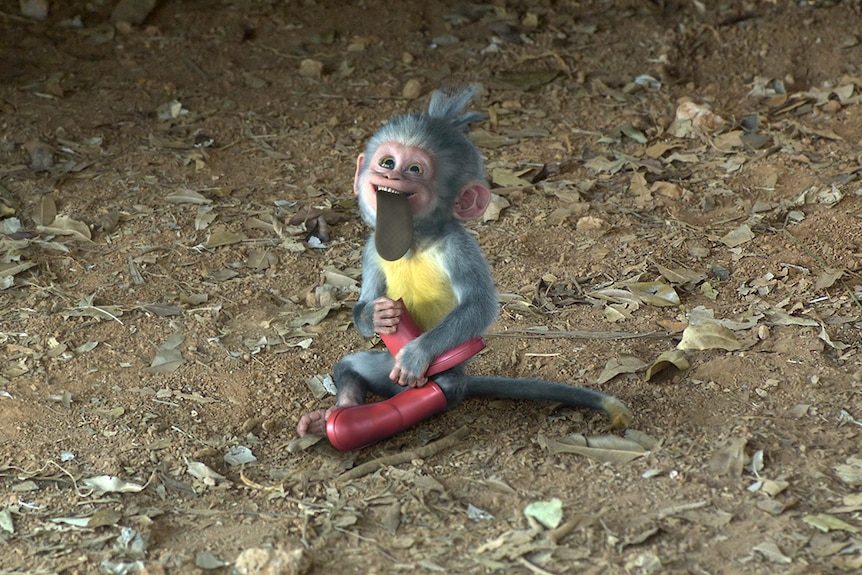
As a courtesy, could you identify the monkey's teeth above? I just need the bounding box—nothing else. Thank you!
[377,186,401,195]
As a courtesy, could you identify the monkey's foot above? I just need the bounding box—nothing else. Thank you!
[296,407,337,437]
[602,396,632,429]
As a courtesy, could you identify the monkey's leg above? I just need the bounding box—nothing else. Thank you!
[296,351,393,436]
[324,362,465,451]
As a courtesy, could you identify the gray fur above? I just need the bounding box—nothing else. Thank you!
[335,86,630,429]
[361,86,487,233]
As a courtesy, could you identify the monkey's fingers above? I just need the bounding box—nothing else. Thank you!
[297,408,331,436]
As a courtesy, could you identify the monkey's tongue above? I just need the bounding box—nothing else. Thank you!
[375,191,414,261]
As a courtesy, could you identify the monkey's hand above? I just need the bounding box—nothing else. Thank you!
[390,342,432,387]
[372,296,403,335]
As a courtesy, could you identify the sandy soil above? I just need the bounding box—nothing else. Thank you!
[2,1,862,573]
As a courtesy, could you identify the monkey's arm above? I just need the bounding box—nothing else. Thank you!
[352,239,388,337]
[396,228,498,378]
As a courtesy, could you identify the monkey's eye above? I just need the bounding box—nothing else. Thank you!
[379,157,396,170]
[406,163,424,174]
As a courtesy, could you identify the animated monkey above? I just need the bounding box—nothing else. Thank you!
[296,86,631,443]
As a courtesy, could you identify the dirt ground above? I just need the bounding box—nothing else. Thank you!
[2,0,862,573]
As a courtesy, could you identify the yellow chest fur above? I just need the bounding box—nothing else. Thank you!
[377,245,456,331]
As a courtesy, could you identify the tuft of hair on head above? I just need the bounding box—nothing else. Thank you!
[427,84,486,132]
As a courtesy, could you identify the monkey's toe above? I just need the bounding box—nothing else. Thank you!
[603,397,632,429]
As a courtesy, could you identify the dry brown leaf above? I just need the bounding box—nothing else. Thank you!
[677,322,742,351]
[204,228,247,248]
[814,268,844,290]
[33,196,56,226]
[656,264,706,286]
[720,224,754,248]
[644,349,689,381]
[38,216,92,242]
[595,355,647,384]
[166,188,211,204]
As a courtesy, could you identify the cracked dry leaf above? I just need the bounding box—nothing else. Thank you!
[195,204,217,230]
[88,509,122,528]
[204,228,247,248]
[677,322,742,351]
[146,333,185,373]
[0,508,14,534]
[33,196,56,226]
[187,461,227,485]
[803,514,860,534]
[656,263,706,286]
[719,224,754,248]
[595,355,647,384]
[490,167,532,188]
[166,188,211,204]
[643,349,689,381]
[483,193,510,223]
[623,281,680,307]
[38,216,92,242]
[543,434,647,464]
[753,542,792,564]
[834,456,862,486]
[814,268,844,290]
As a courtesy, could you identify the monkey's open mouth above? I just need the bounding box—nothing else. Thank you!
[376,185,414,197]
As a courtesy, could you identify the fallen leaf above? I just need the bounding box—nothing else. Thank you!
[88,508,122,528]
[186,461,228,486]
[753,541,792,564]
[803,513,860,533]
[33,196,57,226]
[544,434,647,464]
[195,204,217,230]
[656,264,706,286]
[834,456,862,486]
[38,216,92,242]
[146,348,184,374]
[644,349,689,381]
[0,508,13,533]
[677,322,742,351]
[720,224,754,248]
[166,188,211,205]
[595,355,647,384]
[80,475,144,493]
[709,437,747,477]
[814,268,844,290]
[524,498,562,529]
[204,228,247,248]
[483,193,510,223]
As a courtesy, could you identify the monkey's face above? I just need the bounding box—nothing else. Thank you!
[354,141,439,221]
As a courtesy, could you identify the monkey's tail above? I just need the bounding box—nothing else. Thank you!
[465,376,632,429]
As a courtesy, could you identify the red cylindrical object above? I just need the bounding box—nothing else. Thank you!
[326,302,485,450]
[379,306,486,376]
[326,383,448,451]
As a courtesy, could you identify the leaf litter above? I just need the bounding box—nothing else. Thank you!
[2,4,862,575]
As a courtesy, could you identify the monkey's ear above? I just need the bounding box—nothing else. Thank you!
[454,182,491,221]
[353,153,366,196]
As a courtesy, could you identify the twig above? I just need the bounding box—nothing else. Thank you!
[488,329,672,341]
[339,426,470,481]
